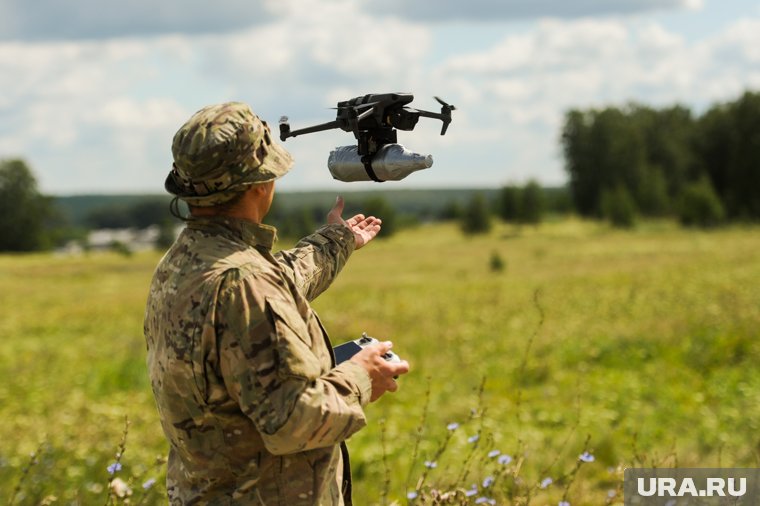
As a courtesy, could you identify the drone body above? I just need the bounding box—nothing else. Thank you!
[279,93,454,182]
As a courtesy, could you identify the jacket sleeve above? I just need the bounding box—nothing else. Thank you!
[216,270,372,456]
[273,224,355,302]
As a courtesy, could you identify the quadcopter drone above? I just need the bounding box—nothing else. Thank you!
[279,92,454,153]
[278,93,455,183]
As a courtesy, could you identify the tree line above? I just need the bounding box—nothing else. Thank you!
[562,90,760,227]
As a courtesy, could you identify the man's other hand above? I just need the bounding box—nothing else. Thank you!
[349,341,410,402]
[327,196,382,250]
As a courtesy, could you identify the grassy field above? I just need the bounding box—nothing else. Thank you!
[1,219,759,505]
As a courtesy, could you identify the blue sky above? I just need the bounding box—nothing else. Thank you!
[1,0,759,195]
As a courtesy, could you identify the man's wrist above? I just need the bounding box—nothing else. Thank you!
[317,223,356,254]
[334,360,373,406]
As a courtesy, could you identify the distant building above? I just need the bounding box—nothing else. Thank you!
[56,224,183,255]
[87,226,161,252]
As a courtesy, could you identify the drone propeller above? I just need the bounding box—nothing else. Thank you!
[434,96,456,111]
[408,96,456,135]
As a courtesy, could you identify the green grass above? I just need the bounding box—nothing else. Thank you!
[1,219,759,504]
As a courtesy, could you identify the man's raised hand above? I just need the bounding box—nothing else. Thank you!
[327,196,382,250]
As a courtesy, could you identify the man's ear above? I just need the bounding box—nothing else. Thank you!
[250,181,273,196]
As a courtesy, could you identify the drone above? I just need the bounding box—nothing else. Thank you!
[279,92,455,154]
[278,93,455,183]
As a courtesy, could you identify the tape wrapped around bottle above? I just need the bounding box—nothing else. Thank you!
[327,144,433,182]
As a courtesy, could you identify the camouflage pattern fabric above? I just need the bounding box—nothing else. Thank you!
[165,102,294,207]
[144,216,372,505]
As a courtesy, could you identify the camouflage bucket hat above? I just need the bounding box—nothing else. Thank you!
[165,102,294,206]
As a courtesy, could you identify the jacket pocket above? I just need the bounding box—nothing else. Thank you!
[275,448,335,505]
[265,297,321,381]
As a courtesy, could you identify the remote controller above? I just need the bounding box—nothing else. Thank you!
[333,332,402,365]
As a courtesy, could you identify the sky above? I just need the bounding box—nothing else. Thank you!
[1,0,759,195]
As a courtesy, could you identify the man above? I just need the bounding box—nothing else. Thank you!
[144,102,410,505]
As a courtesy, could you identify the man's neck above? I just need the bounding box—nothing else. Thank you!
[189,189,266,223]
[191,208,262,223]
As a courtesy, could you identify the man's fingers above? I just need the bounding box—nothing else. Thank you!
[375,343,409,379]
[355,342,409,402]
[333,195,345,213]
[349,215,380,226]
[345,214,365,227]
[389,360,410,377]
[353,216,380,230]
[327,196,345,224]
[373,340,393,355]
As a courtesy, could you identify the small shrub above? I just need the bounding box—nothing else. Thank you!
[519,180,545,225]
[600,186,637,228]
[498,185,521,222]
[461,193,492,235]
[489,251,506,272]
[677,177,725,228]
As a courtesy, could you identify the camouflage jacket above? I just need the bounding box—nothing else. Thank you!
[144,216,372,505]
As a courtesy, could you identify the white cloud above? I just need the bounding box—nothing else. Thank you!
[87,98,187,130]
[707,18,760,65]
[209,0,431,91]
[0,36,196,192]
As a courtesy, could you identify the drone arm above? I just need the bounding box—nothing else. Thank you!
[414,109,452,135]
[279,119,343,142]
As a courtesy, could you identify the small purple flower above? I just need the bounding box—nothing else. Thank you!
[107,462,122,475]
[578,451,595,463]
[559,501,570,506]
[407,490,418,500]
[498,454,513,465]
[465,484,478,497]
[424,460,437,469]
[540,477,553,489]
[468,434,480,444]
[487,449,501,458]
[482,476,495,488]
[142,477,157,490]
[447,422,460,431]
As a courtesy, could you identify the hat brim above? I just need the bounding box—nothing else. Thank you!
[165,142,294,207]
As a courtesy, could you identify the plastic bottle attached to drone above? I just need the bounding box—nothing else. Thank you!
[327,144,433,182]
